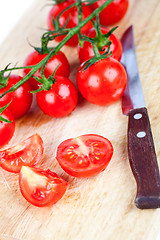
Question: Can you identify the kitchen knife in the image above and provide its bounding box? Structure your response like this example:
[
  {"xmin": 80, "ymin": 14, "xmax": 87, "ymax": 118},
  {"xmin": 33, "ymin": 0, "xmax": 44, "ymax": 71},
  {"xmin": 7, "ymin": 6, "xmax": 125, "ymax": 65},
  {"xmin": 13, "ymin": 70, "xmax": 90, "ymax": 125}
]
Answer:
[{"xmin": 121, "ymin": 25, "xmax": 160, "ymax": 209}]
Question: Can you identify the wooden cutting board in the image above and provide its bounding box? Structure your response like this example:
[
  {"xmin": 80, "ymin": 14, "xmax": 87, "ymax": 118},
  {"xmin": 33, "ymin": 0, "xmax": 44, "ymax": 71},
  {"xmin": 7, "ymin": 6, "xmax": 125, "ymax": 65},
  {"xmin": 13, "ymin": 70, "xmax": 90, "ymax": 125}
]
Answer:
[{"xmin": 0, "ymin": 0, "xmax": 160, "ymax": 239}]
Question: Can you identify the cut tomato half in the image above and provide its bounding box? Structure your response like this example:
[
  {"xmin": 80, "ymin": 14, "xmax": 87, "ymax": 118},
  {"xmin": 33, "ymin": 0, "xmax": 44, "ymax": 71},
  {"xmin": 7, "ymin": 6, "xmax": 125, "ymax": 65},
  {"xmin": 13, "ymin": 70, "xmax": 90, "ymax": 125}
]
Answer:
[
  {"xmin": 0, "ymin": 134, "xmax": 44, "ymax": 173},
  {"xmin": 56, "ymin": 134, "xmax": 113, "ymax": 177},
  {"xmin": 19, "ymin": 166, "xmax": 68, "ymax": 207}
]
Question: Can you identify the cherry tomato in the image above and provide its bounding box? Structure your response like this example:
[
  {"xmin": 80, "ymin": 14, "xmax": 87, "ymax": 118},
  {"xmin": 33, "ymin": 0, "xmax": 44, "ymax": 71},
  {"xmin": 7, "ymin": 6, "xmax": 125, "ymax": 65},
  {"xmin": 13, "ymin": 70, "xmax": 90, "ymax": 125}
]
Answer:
[
  {"xmin": 0, "ymin": 109, "xmax": 15, "ymax": 147},
  {"xmin": 77, "ymin": 57, "xmax": 127, "ymax": 106},
  {"xmin": 0, "ymin": 134, "xmax": 44, "ymax": 173},
  {"xmin": 23, "ymin": 50, "xmax": 70, "ymax": 90},
  {"xmin": 0, "ymin": 75, "xmax": 33, "ymax": 119},
  {"xmin": 90, "ymin": 0, "xmax": 129, "ymax": 26},
  {"xmin": 56, "ymin": 134, "xmax": 113, "ymax": 178},
  {"xmin": 19, "ymin": 166, "xmax": 68, "ymax": 207},
  {"xmin": 36, "ymin": 76, "xmax": 78, "ymax": 118},
  {"xmin": 47, "ymin": 0, "xmax": 92, "ymax": 46},
  {"xmin": 78, "ymin": 27, "xmax": 122, "ymax": 63}
]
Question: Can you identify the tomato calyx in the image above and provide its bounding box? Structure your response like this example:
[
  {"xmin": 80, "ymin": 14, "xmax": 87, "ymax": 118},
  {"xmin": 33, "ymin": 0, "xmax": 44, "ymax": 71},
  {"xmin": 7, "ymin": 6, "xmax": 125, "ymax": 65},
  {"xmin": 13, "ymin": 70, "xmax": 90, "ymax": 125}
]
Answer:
[
  {"xmin": 80, "ymin": 40, "xmax": 112, "ymax": 72},
  {"xmin": 45, "ymin": 1, "xmax": 78, "ymax": 43},
  {"xmin": 0, "ymin": 64, "xmax": 12, "ymax": 89},
  {"xmin": 92, "ymin": 24, "xmax": 118, "ymax": 52},
  {"xmin": 25, "ymin": 42, "xmax": 60, "ymax": 93},
  {"xmin": 0, "ymin": 102, "xmax": 12, "ymax": 123},
  {"xmin": 79, "ymin": 14, "xmax": 118, "ymax": 71},
  {"xmin": 81, "ymin": 14, "xmax": 117, "ymax": 51},
  {"xmin": 30, "ymin": 63, "xmax": 60, "ymax": 94}
]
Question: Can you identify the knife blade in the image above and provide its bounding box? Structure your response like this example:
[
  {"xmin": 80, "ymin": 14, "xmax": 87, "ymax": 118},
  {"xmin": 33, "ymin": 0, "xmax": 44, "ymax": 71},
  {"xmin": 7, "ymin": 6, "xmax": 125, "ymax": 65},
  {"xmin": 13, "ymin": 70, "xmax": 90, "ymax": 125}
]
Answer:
[{"xmin": 121, "ymin": 25, "xmax": 160, "ymax": 209}]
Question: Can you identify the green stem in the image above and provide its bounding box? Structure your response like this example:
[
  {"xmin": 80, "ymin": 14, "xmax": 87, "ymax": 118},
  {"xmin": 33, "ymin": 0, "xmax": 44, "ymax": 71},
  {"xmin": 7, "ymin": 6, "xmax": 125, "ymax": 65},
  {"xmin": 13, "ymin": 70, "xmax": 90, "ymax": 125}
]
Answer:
[
  {"xmin": 92, "ymin": 43, "xmax": 101, "ymax": 58},
  {"xmin": 44, "ymin": 0, "xmax": 114, "ymax": 52},
  {"xmin": 96, "ymin": 13, "xmax": 102, "ymax": 36},
  {"xmin": 0, "ymin": 58, "xmax": 48, "ymax": 98},
  {"xmin": 0, "ymin": 0, "xmax": 113, "ymax": 99}
]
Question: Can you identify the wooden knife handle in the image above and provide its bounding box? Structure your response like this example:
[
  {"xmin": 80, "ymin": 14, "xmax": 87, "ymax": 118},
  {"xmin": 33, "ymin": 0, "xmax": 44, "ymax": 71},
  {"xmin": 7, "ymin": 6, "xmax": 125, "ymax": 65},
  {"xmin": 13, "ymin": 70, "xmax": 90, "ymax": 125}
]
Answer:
[{"xmin": 128, "ymin": 107, "xmax": 160, "ymax": 209}]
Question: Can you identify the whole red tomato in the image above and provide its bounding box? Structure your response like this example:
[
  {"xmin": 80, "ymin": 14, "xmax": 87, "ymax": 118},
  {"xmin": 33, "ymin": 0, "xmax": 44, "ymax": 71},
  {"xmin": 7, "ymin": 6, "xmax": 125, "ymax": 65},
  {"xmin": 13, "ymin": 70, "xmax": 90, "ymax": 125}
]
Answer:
[
  {"xmin": 90, "ymin": 0, "xmax": 129, "ymax": 26},
  {"xmin": 47, "ymin": 0, "xmax": 93, "ymax": 46},
  {"xmin": 36, "ymin": 76, "xmax": 78, "ymax": 118},
  {"xmin": 77, "ymin": 57, "xmax": 127, "ymax": 106},
  {"xmin": 0, "ymin": 109, "xmax": 15, "ymax": 147},
  {"xmin": 0, "ymin": 75, "xmax": 33, "ymax": 119},
  {"xmin": 78, "ymin": 27, "xmax": 122, "ymax": 63},
  {"xmin": 56, "ymin": 134, "xmax": 113, "ymax": 178},
  {"xmin": 19, "ymin": 166, "xmax": 68, "ymax": 207},
  {"xmin": 23, "ymin": 50, "xmax": 70, "ymax": 90}
]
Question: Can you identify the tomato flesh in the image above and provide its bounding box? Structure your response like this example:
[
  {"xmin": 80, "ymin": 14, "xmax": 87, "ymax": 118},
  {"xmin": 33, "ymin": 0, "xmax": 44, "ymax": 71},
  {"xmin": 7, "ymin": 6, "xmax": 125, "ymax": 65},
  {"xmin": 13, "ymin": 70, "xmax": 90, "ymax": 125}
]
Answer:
[
  {"xmin": 19, "ymin": 166, "xmax": 68, "ymax": 207},
  {"xmin": 56, "ymin": 134, "xmax": 113, "ymax": 177},
  {"xmin": 0, "ymin": 134, "xmax": 44, "ymax": 173}
]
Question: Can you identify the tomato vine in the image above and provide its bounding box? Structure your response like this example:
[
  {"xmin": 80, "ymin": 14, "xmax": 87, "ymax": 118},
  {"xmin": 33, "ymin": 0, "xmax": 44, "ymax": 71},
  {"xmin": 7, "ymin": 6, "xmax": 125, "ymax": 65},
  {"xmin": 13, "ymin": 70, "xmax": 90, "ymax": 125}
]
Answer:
[{"xmin": 0, "ymin": 0, "xmax": 114, "ymax": 98}]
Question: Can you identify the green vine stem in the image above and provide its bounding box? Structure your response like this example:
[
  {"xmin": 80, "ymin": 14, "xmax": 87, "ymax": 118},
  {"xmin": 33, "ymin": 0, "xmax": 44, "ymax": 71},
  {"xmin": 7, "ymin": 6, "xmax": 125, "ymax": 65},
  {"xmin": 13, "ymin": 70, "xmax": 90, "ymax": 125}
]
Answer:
[
  {"xmin": 0, "ymin": 0, "xmax": 114, "ymax": 99},
  {"xmin": 0, "ymin": 102, "xmax": 12, "ymax": 123},
  {"xmin": 91, "ymin": 14, "xmax": 118, "ymax": 51}
]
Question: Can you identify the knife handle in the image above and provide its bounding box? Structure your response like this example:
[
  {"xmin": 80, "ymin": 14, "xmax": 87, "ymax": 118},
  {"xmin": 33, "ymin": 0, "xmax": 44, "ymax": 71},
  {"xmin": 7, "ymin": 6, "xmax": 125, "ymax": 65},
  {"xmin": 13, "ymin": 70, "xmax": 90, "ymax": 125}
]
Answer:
[{"xmin": 128, "ymin": 107, "xmax": 160, "ymax": 209}]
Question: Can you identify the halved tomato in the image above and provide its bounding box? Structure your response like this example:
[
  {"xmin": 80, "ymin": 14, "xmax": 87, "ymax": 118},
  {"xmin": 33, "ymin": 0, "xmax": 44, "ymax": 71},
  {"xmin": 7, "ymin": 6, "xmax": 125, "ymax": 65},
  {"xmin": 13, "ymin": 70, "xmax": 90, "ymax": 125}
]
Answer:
[
  {"xmin": 0, "ymin": 134, "xmax": 44, "ymax": 173},
  {"xmin": 56, "ymin": 134, "xmax": 113, "ymax": 177},
  {"xmin": 19, "ymin": 166, "xmax": 68, "ymax": 207}
]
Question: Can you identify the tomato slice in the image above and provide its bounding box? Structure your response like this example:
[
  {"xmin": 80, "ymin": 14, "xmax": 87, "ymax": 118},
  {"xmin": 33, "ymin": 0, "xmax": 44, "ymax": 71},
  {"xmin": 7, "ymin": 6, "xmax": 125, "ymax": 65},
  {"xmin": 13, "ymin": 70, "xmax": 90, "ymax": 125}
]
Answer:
[
  {"xmin": 19, "ymin": 166, "xmax": 68, "ymax": 207},
  {"xmin": 56, "ymin": 134, "xmax": 113, "ymax": 177},
  {"xmin": 0, "ymin": 134, "xmax": 44, "ymax": 173}
]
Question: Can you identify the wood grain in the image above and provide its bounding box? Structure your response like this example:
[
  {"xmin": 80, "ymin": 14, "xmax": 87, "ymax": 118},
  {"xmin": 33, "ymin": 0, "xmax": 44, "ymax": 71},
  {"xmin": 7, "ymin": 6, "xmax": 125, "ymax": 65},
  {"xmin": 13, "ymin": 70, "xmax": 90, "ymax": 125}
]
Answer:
[{"xmin": 0, "ymin": 0, "xmax": 160, "ymax": 239}]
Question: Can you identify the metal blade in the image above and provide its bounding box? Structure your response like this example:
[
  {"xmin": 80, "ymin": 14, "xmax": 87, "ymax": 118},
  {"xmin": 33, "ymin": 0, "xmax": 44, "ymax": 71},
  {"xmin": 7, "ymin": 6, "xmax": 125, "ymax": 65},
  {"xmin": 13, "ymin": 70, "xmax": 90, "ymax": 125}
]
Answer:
[{"xmin": 121, "ymin": 25, "xmax": 145, "ymax": 115}]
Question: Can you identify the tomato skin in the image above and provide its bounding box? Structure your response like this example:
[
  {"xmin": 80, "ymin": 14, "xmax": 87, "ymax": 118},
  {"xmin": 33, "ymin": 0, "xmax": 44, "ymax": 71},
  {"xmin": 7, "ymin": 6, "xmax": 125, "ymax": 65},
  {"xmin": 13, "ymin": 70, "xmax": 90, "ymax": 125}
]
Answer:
[
  {"xmin": 90, "ymin": 0, "xmax": 129, "ymax": 26},
  {"xmin": 0, "ymin": 134, "xmax": 44, "ymax": 173},
  {"xmin": 0, "ymin": 75, "xmax": 33, "ymax": 119},
  {"xmin": 47, "ymin": 0, "xmax": 92, "ymax": 46},
  {"xmin": 78, "ymin": 27, "xmax": 122, "ymax": 63},
  {"xmin": 19, "ymin": 166, "xmax": 68, "ymax": 207},
  {"xmin": 36, "ymin": 76, "xmax": 78, "ymax": 118},
  {"xmin": 56, "ymin": 134, "xmax": 113, "ymax": 178},
  {"xmin": 0, "ymin": 109, "xmax": 15, "ymax": 147},
  {"xmin": 77, "ymin": 58, "xmax": 127, "ymax": 106},
  {"xmin": 23, "ymin": 50, "xmax": 70, "ymax": 90}
]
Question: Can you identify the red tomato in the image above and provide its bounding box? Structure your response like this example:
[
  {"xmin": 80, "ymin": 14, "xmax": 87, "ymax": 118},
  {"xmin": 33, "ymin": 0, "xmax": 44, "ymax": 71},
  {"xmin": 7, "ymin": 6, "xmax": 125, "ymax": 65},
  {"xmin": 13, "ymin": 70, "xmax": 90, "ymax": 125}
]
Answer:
[
  {"xmin": 0, "ymin": 109, "xmax": 15, "ymax": 147},
  {"xmin": 36, "ymin": 76, "xmax": 78, "ymax": 118},
  {"xmin": 56, "ymin": 134, "xmax": 113, "ymax": 178},
  {"xmin": 77, "ymin": 57, "xmax": 127, "ymax": 106},
  {"xmin": 78, "ymin": 27, "xmax": 122, "ymax": 63},
  {"xmin": 0, "ymin": 75, "xmax": 33, "ymax": 119},
  {"xmin": 23, "ymin": 50, "xmax": 70, "ymax": 90},
  {"xmin": 19, "ymin": 166, "xmax": 68, "ymax": 207},
  {"xmin": 0, "ymin": 134, "xmax": 44, "ymax": 173},
  {"xmin": 47, "ymin": 0, "xmax": 92, "ymax": 46},
  {"xmin": 90, "ymin": 0, "xmax": 129, "ymax": 26}
]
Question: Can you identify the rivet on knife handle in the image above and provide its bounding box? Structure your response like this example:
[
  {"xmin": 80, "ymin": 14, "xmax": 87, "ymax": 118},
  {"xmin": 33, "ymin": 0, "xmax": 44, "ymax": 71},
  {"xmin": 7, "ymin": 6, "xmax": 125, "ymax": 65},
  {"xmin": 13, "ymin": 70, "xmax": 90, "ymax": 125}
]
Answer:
[{"xmin": 128, "ymin": 107, "xmax": 160, "ymax": 209}]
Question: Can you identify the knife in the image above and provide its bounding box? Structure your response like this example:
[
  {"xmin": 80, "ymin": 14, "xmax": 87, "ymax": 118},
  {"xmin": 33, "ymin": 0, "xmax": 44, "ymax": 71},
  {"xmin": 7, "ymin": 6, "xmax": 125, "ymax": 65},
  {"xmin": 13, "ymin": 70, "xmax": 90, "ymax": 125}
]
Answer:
[{"xmin": 121, "ymin": 25, "xmax": 160, "ymax": 209}]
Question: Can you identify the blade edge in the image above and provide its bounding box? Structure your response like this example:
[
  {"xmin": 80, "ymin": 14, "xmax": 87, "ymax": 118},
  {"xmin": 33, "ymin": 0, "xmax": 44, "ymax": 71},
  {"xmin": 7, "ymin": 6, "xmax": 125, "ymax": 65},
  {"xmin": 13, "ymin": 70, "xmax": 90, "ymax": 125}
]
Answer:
[{"xmin": 121, "ymin": 25, "xmax": 145, "ymax": 116}]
